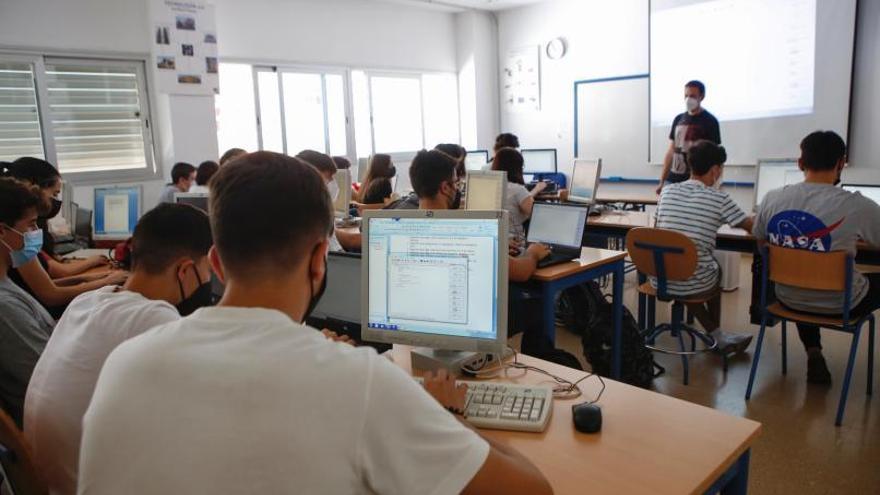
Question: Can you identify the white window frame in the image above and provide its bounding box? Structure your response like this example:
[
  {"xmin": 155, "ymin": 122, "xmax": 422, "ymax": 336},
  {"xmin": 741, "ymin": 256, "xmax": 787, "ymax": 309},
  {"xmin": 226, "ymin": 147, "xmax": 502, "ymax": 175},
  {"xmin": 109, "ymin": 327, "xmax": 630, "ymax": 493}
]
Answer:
[
  {"xmin": 0, "ymin": 51, "xmax": 159, "ymax": 185},
  {"xmin": 363, "ymin": 71, "xmax": 427, "ymax": 155}
]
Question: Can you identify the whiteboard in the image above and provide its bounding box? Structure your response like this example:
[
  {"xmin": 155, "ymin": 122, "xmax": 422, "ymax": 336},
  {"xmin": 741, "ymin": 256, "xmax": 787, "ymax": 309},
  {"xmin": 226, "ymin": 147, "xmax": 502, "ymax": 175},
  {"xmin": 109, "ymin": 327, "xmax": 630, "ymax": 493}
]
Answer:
[{"xmin": 575, "ymin": 76, "xmax": 651, "ymax": 180}]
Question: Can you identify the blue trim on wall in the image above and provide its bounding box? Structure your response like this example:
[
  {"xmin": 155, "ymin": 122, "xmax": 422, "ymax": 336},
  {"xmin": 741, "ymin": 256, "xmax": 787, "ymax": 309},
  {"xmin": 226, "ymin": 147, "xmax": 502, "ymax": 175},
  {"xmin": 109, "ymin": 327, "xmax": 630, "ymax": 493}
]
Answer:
[
  {"xmin": 600, "ymin": 176, "xmax": 755, "ymax": 187},
  {"xmin": 573, "ymin": 74, "xmax": 650, "ymax": 159}
]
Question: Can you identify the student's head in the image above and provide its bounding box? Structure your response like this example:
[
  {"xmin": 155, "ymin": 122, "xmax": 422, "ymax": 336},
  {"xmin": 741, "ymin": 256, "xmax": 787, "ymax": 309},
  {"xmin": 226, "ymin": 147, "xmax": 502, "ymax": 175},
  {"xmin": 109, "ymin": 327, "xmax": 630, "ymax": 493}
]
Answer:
[
  {"xmin": 209, "ymin": 152, "xmax": 333, "ymax": 316},
  {"xmin": 799, "ymin": 131, "xmax": 847, "ymax": 182},
  {"xmin": 492, "ymin": 147, "xmax": 525, "ymax": 185},
  {"xmin": 687, "ymin": 140, "xmax": 727, "ymax": 185},
  {"xmin": 130, "ymin": 203, "xmax": 213, "ymax": 312},
  {"xmin": 365, "ymin": 154, "xmax": 395, "ymax": 185},
  {"xmin": 219, "ymin": 148, "xmax": 247, "ymax": 166},
  {"xmin": 332, "ymin": 156, "xmax": 352, "ymax": 170},
  {"xmin": 1, "ymin": 157, "xmax": 62, "ymax": 219},
  {"xmin": 494, "ymin": 133, "xmax": 520, "ymax": 153},
  {"xmin": 196, "ymin": 160, "xmax": 219, "ymax": 186},
  {"xmin": 409, "ymin": 149, "xmax": 459, "ymax": 209},
  {"xmin": 434, "ymin": 144, "xmax": 467, "ymax": 178},
  {"xmin": 171, "ymin": 162, "xmax": 197, "ymax": 191},
  {"xmin": 685, "ymin": 80, "xmax": 705, "ymax": 111},
  {"xmin": 296, "ymin": 149, "xmax": 337, "ymax": 183},
  {"xmin": 0, "ymin": 178, "xmax": 41, "ymax": 268}
]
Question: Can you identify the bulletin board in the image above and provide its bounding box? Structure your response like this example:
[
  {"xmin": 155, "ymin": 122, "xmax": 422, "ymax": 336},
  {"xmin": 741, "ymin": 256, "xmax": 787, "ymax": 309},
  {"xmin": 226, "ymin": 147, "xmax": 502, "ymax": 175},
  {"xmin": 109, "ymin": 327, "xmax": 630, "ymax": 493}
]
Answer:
[{"xmin": 149, "ymin": 0, "xmax": 219, "ymax": 95}]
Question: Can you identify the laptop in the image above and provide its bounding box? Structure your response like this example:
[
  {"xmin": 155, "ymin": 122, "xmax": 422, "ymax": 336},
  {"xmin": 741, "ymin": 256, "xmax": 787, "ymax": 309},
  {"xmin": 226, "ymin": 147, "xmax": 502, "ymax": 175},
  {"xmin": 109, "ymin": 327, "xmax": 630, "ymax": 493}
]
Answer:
[
  {"xmin": 567, "ymin": 158, "xmax": 602, "ymax": 205},
  {"xmin": 842, "ymin": 184, "xmax": 880, "ymax": 206},
  {"xmin": 753, "ymin": 158, "xmax": 800, "ymax": 211},
  {"xmin": 526, "ymin": 203, "xmax": 589, "ymax": 268}
]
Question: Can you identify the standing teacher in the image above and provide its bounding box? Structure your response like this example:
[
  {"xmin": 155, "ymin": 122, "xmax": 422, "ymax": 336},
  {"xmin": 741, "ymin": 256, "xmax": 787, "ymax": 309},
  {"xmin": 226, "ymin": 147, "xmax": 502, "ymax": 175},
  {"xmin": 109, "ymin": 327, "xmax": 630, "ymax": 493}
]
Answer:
[{"xmin": 656, "ymin": 80, "xmax": 721, "ymax": 194}]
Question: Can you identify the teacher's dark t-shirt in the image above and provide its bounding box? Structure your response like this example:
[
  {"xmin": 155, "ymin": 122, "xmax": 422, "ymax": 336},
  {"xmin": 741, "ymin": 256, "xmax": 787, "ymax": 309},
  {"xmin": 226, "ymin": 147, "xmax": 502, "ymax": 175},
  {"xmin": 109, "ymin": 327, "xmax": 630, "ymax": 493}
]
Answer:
[{"xmin": 668, "ymin": 110, "xmax": 721, "ymax": 178}]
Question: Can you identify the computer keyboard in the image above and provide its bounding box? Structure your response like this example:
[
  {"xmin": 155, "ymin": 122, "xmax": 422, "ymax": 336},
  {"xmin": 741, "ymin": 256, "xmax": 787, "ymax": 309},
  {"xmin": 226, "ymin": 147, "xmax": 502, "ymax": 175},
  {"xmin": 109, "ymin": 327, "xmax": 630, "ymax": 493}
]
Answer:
[
  {"xmin": 414, "ymin": 377, "xmax": 553, "ymax": 432},
  {"xmin": 536, "ymin": 253, "xmax": 577, "ymax": 268}
]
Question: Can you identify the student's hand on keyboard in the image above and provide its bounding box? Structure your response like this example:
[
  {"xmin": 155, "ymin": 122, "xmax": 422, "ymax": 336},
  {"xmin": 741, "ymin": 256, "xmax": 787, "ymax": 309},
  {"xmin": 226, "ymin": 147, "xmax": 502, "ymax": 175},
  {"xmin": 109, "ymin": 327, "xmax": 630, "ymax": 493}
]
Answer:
[
  {"xmin": 532, "ymin": 181, "xmax": 548, "ymax": 195},
  {"xmin": 526, "ymin": 243, "xmax": 551, "ymax": 262},
  {"xmin": 422, "ymin": 369, "xmax": 468, "ymax": 415},
  {"xmin": 103, "ymin": 271, "xmax": 129, "ymax": 286},
  {"xmin": 321, "ymin": 329, "xmax": 355, "ymax": 346}
]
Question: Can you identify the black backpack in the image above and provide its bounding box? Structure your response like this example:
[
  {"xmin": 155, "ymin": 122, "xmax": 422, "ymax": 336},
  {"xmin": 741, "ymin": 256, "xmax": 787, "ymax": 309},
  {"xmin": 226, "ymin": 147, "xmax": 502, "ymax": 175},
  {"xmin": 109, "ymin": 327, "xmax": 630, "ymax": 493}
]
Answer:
[{"xmin": 559, "ymin": 282, "xmax": 663, "ymax": 388}]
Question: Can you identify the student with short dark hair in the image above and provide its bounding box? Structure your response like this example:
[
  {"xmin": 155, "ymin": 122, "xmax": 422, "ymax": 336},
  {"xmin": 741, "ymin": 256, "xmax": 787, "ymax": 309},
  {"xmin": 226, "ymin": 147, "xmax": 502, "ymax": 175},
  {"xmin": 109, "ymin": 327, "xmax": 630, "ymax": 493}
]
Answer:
[
  {"xmin": 492, "ymin": 148, "xmax": 545, "ymax": 243},
  {"xmin": 25, "ymin": 203, "xmax": 213, "ymax": 495},
  {"xmin": 295, "ymin": 150, "xmax": 359, "ymax": 252},
  {"xmin": 79, "ymin": 152, "xmax": 551, "ymax": 495},
  {"xmin": 296, "ymin": 149, "xmax": 337, "ymax": 181},
  {"xmin": 753, "ymin": 130, "xmax": 880, "ymax": 384},
  {"xmin": 654, "ymin": 140, "xmax": 753, "ymax": 355},
  {"xmin": 0, "ymin": 177, "xmax": 54, "ymax": 428},
  {"xmin": 219, "ymin": 147, "xmax": 247, "ymax": 166},
  {"xmin": 435, "ymin": 143, "xmax": 467, "ymax": 180},
  {"xmin": 494, "ymin": 133, "xmax": 520, "ymax": 153},
  {"xmin": 159, "ymin": 162, "xmax": 197, "ymax": 204},
  {"xmin": 331, "ymin": 155, "xmax": 351, "ymax": 170},
  {"xmin": 190, "ymin": 160, "xmax": 219, "ymax": 193},
  {"xmin": 360, "ymin": 154, "xmax": 395, "ymax": 204}
]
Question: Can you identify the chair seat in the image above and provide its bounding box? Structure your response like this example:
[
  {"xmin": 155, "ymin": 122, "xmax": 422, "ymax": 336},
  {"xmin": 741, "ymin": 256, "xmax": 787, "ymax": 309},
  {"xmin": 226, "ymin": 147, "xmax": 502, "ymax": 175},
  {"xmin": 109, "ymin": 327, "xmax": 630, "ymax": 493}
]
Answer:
[
  {"xmin": 638, "ymin": 282, "xmax": 717, "ymax": 304},
  {"xmin": 766, "ymin": 302, "xmax": 861, "ymax": 327}
]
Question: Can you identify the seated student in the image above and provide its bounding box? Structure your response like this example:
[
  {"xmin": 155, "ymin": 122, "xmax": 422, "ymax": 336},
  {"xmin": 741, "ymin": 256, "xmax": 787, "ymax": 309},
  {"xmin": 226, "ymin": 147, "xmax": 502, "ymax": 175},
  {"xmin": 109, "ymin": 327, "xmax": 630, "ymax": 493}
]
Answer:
[
  {"xmin": 360, "ymin": 154, "xmax": 396, "ymax": 204},
  {"xmin": 219, "ymin": 147, "xmax": 247, "ymax": 166},
  {"xmin": 189, "ymin": 160, "xmax": 219, "ymax": 194},
  {"xmin": 159, "ymin": 162, "xmax": 197, "ymax": 204},
  {"xmin": 753, "ymin": 130, "xmax": 880, "ymax": 384},
  {"xmin": 494, "ymin": 133, "xmax": 520, "ymax": 154},
  {"xmin": 295, "ymin": 150, "xmax": 360, "ymax": 252},
  {"xmin": 78, "ymin": 152, "xmax": 551, "ymax": 495},
  {"xmin": 0, "ymin": 177, "xmax": 55, "ymax": 428},
  {"xmin": 654, "ymin": 140, "xmax": 753, "ymax": 354},
  {"xmin": 331, "ymin": 155, "xmax": 351, "ymax": 170},
  {"xmin": 24, "ymin": 203, "xmax": 212, "ymax": 495},
  {"xmin": 435, "ymin": 143, "xmax": 467, "ymax": 181},
  {"xmin": 492, "ymin": 148, "xmax": 546, "ymax": 244},
  {"xmin": 2, "ymin": 159, "xmax": 127, "ymax": 318}
]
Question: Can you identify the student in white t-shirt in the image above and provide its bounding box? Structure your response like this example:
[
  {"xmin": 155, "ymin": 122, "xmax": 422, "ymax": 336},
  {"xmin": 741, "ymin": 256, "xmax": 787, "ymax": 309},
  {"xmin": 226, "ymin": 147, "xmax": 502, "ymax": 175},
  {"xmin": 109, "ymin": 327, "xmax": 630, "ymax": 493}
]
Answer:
[
  {"xmin": 24, "ymin": 203, "xmax": 213, "ymax": 495},
  {"xmin": 296, "ymin": 149, "xmax": 361, "ymax": 252},
  {"xmin": 492, "ymin": 147, "xmax": 547, "ymax": 243},
  {"xmin": 78, "ymin": 152, "xmax": 551, "ymax": 495}
]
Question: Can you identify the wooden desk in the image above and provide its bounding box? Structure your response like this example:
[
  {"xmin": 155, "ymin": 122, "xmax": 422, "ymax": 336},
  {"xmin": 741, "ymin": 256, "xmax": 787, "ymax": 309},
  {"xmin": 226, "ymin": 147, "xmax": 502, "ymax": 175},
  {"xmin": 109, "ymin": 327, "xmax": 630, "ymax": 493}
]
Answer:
[
  {"xmin": 527, "ymin": 248, "xmax": 626, "ymax": 378},
  {"xmin": 388, "ymin": 347, "xmax": 762, "ymax": 495}
]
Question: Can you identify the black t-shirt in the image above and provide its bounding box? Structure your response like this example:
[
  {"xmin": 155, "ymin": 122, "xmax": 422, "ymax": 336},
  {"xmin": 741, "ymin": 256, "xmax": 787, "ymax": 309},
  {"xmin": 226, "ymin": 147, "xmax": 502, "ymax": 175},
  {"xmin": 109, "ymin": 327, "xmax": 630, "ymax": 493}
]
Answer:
[{"xmin": 668, "ymin": 110, "xmax": 721, "ymax": 176}]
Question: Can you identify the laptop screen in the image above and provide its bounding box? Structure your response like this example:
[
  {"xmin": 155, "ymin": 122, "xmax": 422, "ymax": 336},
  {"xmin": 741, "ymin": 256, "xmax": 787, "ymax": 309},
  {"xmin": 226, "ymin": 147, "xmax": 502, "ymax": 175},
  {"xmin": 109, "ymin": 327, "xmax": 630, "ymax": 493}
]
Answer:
[{"xmin": 526, "ymin": 203, "xmax": 588, "ymax": 248}]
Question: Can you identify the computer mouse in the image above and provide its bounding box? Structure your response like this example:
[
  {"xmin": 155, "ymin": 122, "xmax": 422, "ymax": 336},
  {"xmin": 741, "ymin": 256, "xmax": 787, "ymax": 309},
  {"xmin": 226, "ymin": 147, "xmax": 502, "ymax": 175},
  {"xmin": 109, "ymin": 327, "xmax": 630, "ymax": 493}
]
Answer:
[{"xmin": 572, "ymin": 402, "xmax": 602, "ymax": 433}]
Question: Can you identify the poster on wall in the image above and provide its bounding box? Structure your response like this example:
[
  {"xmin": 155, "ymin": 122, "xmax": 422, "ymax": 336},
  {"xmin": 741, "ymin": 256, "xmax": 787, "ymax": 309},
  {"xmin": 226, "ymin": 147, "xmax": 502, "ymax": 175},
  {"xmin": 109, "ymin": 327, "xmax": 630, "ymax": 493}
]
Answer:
[
  {"xmin": 503, "ymin": 46, "xmax": 541, "ymax": 113},
  {"xmin": 149, "ymin": 0, "xmax": 219, "ymax": 95}
]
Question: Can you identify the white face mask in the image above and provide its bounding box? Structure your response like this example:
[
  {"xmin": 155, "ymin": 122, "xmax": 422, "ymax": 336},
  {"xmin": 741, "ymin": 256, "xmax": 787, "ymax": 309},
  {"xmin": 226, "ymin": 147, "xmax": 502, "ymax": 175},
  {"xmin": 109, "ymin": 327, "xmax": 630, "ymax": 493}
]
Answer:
[
  {"xmin": 326, "ymin": 179, "xmax": 340, "ymax": 202},
  {"xmin": 686, "ymin": 97, "xmax": 700, "ymax": 113}
]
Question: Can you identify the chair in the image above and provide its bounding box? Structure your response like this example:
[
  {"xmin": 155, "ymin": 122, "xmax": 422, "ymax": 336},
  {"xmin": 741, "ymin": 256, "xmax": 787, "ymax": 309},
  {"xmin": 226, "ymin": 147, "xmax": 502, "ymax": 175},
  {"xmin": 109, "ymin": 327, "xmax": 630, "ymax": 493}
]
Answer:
[
  {"xmin": 0, "ymin": 409, "xmax": 47, "ymax": 495},
  {"xmin": 626, "ymin": 228, "xmax": 718, "ymax": 385},
  {"xmin": 745, "ymin": 245, "xmax": 876, "ymax": 426}
]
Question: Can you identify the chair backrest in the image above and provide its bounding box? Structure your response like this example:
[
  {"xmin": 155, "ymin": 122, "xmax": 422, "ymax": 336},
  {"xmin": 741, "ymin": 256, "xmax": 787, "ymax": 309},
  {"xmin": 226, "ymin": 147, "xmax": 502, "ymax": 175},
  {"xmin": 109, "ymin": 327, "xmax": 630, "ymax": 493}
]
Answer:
[
  {"xmin": 0, "ymin": 410, "xmax": 47, "ymax": 495},
  {"xmin": 766, "ymin": 245, "xmax": 850, "ymax": 292},
  {"xmin": 626, "ymin": 227, "xmax": 698, "ymax": 282}
]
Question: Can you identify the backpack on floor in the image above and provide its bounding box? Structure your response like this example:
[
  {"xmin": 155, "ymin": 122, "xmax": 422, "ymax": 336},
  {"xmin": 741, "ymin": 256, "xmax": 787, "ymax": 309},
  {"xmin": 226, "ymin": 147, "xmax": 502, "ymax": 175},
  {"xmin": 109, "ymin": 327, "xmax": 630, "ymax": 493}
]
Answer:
[{"xmin": 561, "ymin": 282, "xmax": 663, "ymax": 388}]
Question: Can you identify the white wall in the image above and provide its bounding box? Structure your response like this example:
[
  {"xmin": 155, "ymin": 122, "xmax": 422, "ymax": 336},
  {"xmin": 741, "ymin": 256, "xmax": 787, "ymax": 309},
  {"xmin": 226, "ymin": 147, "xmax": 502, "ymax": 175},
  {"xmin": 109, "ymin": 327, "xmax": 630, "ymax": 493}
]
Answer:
[{"xmin": 456, "ymin": 11, "xmax": 500, "ymax": 151}]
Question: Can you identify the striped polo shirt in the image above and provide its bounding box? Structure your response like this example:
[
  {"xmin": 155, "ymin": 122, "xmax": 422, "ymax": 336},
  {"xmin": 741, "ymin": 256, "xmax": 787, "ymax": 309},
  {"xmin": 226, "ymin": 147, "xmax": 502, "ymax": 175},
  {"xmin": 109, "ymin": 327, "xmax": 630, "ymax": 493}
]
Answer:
[{"xmin": 653, "ymin": 180, "xmax": 748, "ymax": 296}]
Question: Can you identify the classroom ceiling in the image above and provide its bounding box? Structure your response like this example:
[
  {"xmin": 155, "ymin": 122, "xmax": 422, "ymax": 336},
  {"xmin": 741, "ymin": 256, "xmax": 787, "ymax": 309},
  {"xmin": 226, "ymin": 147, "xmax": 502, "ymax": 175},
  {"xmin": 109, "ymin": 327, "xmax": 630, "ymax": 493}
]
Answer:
[{"xmin": 384, "ymin": 0, "xmax": 546, "ymax": 12}]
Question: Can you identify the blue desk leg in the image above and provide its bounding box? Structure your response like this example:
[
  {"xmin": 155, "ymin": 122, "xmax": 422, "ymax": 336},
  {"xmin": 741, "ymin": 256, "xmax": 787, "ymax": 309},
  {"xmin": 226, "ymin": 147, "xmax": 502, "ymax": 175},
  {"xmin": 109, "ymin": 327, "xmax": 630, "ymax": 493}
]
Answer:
[
  {"xmin": 612, "ymin": 260, "xmax": 624, "ymax": 379},
  {"xmin": 542, "ymin": 281, "xmax": 558, "ymax": 346}
]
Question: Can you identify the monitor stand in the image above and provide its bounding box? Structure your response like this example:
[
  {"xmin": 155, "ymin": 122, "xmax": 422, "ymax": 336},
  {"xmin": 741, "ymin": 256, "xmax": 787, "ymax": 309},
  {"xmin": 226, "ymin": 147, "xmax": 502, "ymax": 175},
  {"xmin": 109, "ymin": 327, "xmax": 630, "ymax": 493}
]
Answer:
[{"xmin": 411, "ymin": 348, "xmax": 480, "ymax": 377}]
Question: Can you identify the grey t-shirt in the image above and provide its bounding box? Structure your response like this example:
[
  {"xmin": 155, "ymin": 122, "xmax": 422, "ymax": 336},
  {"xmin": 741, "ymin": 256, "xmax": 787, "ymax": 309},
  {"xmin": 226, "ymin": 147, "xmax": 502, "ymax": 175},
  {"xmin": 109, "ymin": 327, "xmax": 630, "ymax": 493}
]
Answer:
[
  {"xmin": 0, "ymin": 276, "xmax": 54, "ymax": 426},
  {"xmin": 753, "ymin": 182, "xmax": 880, "ymax": 313},
  {"xmin": 504, "ymin": 182, "xmax": 531, "ymax": 241},
  {"xmin": 158, "ymin": 184, "xmax": 179, "ymax": 204}
]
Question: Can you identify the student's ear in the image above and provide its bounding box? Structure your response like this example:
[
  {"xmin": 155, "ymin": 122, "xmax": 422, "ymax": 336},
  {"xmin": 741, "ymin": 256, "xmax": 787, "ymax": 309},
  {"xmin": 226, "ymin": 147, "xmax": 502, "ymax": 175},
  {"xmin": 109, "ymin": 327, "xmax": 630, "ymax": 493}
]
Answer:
[
  {"xmin": 208, "ymin": 246, "xmax": 226, "ymax": 284},
  {"xmin": 797, "ymin": 158, "xmax": 806, "ymax": 172},
  {"xmin": 308, "ymin": 238, "xmax": 330, "ymax": 285}
]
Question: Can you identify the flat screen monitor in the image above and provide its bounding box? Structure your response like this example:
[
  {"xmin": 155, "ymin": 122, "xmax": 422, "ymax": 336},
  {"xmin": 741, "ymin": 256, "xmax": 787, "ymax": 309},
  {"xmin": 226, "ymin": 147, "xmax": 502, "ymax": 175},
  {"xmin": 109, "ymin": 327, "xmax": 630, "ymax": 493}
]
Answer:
[
  {"xmin": 521, "ymin": 149, "xmax": 557, "ymax": 174},
  {"xmin": 754, "ymin": 159, "xmax": 801, "ymax": 209},
  {"xmin": 526, "ymin": 203, "xmax": 588, "ymax": 249},
  {"xmin": 465, "ymin": 150, "xmax": 490, "ymax": 171},
  {"xmin": 311, "ymin": 252, "xmax": 361, "ymax": 323},
  {"xmin": 568, "ymin": 159, "xmax": 602, "ymax": 204},
  {"xmin": 842, "ymin": 184, "xmax": 880, "ymax": 206},
  {"xmin": 74, "ymin": 206, "xmax": 92, "ymax": 241},
  {"xmin": 93, "ymin": 186, "xmax": 141, "ymax": 240},
  {"xmin": 333, "ymin": 168, "xmax": 352, "ymax": 217},
  {"xmin": 361, "ymin": 209, "xmax": 508, "ymax": 353},
  {"xmin": 465, "ymin": 170, "xmax": 506, "ymax": 210},
  {"xmin": 174, "ymin": 192, "xmax": 209, "ymax": 212}
]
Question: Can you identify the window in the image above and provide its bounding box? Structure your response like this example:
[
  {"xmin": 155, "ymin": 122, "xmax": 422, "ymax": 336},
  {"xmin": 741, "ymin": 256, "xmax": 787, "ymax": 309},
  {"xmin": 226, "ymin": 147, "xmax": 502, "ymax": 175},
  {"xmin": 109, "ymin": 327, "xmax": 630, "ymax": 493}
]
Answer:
[
  {"xmin": 370, "ymin": 76, "xmax": 423, "ymax": 153},
  {"xmin": 0, "ymin": 54, "xmax": 155, "ymax": 180},
  {"xmin": 215, "ymin": 62, "xmax": 258, "ymax": 155}
]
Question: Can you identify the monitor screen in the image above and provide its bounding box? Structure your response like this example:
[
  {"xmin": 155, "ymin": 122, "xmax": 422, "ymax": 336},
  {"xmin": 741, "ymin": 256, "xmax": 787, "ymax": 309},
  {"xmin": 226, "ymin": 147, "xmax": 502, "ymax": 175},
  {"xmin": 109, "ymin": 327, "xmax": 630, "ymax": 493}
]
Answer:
[
  {"xmin": 175, "ymin": 193, "xmax": 208, "ymax": 212},
  {"xmin": 363, "ymin": 211, "xmax": 506, "ymax": 352},
  {"xmin": 94, "ymin": 186, "xmax": 140, "ymax": 239},
  {"xmin": 465, "ymin": 171, "xmax": 506, "ymax": 210},
  {"xmin": 333, "ymin": 169, "xmax": 352, "ymax": 215},
  {"xmin": 527, "ymin": 203, "xmax": 588, "ymax": 248},
  {"xmin": 465, "ymin": 150, "xmax": 489, "ymax": 171},
  {"xmin": 521, "ymin": 149, "xmax": 557, "ymax": 174},
  {"xmin": 843, "ymin": 185, "xmax": 880, "ymax": 206},
  {"xmin": 312, "ymin": 252, "xmax": 361, "ymax": 323},
  {"xmin": 569, "ymin": 159, "xmax": 602, "ymax": 204},
  {"xmin": 755, "ymin": 159, "xmax": 801, "ymax": 207}
]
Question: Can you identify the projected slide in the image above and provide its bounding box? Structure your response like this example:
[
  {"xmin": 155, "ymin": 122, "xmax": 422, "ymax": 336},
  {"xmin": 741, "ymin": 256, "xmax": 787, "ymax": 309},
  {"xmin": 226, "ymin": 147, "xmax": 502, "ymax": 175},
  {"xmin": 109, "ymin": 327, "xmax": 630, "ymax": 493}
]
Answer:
[{"xmin": 651, "ymin": 0, "xmax": 816, "ymax": 124}]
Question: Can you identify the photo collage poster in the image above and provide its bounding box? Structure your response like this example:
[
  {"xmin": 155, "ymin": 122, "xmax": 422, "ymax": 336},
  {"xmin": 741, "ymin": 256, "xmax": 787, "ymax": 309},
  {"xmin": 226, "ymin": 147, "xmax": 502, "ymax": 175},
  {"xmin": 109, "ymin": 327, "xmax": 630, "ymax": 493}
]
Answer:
[
  {"xmin": 503, "ymin": 46, "xmax": 541, "ymax": 113},
  {"xmin": 150, "ymin": 0, "xmax": 219, "ymax": 95}
]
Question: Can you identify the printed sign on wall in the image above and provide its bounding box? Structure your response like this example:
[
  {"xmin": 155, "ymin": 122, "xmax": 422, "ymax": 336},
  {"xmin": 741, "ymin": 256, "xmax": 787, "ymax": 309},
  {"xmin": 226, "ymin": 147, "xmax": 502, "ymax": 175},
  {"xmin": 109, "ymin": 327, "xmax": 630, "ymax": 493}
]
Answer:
[
  {"xmin": 503, "ymin": 46, "xmax": 541, "ymax": 113},
  {"xmin": 149, "ymin": 0, "xmax": 219, "ymax": 95}
]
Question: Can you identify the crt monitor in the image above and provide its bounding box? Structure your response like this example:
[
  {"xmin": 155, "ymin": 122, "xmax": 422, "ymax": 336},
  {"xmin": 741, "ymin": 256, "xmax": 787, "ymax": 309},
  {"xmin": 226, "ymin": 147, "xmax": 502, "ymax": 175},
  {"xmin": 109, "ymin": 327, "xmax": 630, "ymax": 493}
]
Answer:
[
  {"xmin": 754, "ymin": 159, "xmax": 801, "ymax": 209},
  {"xmin": 465, "ymin": 170, "xmax": 507, "ymax": 210},
  {"xmin": 568, "ymin": 159, "xmax": 602, "ymax": 204},
  {"xmin": 527, "ymin": 203, "xmax": 588, "ymax": 248},
  {"xmin": 842, "ymin": 184, "xmax": 880, "ymax": 206},
  {"xmin": 361, "ymin": 209, "xmax": 508, "ymax": 354},
  {"xmin": 333, "ymin": 168, "xmax": 352, "ymax": 217},
  {"xmin": 465, "ymin": 150, "xmax": 490, "ymax": 171},
  {"xmin": 94, "ymin": 186, "xmax": 141, "ymax": 240},
  {"xmin": 521, "ymin": 149, "xmax": 557, "ymax": 174},
  {"xmin": 174, "ymin": 192, "xmax": 208, "ymax": 212}
]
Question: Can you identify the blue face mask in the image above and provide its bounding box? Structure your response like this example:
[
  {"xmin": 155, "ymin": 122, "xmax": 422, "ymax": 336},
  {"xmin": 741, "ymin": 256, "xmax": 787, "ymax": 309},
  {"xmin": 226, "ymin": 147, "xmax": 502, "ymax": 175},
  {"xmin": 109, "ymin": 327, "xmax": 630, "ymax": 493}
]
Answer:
[{"xmin": 1, "ymin": 226, "xmax": 44, "ymax": 268}]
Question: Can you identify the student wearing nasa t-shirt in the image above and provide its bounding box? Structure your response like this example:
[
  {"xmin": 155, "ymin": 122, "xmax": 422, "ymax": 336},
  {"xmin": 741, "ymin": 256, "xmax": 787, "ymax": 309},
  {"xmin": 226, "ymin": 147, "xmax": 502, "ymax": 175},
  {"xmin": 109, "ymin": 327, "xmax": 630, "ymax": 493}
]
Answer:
[{"xmin": 753, "ymin": 131, "xmax": 880, "ymax": 384}]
